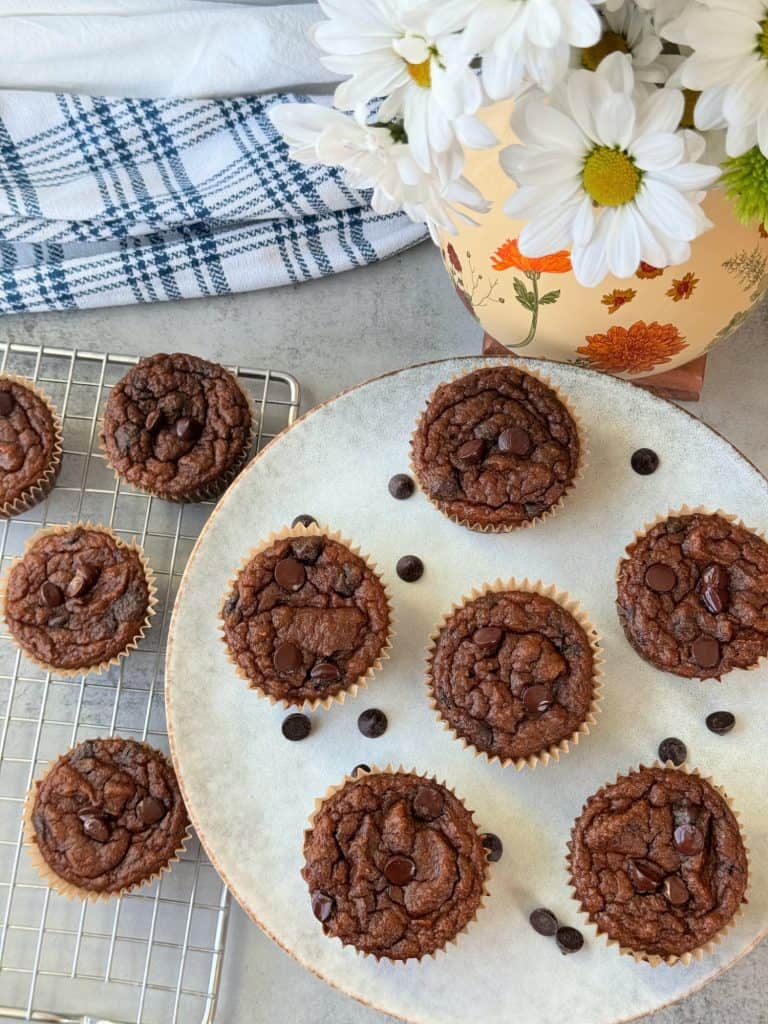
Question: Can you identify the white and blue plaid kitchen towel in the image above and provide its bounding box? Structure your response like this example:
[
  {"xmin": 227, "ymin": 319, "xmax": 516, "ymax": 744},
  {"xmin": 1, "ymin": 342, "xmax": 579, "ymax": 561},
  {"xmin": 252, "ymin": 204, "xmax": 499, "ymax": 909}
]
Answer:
[{"xmin": 0, "ymin": 90, "xmax": 427, "ymax": 314}]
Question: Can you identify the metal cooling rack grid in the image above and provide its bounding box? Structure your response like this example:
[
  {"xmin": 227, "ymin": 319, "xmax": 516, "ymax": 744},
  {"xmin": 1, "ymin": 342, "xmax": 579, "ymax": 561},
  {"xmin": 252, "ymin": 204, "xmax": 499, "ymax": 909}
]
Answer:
[{"xmin": 0, "ymin": 343, "xmax": 300, "ymax": 1024}]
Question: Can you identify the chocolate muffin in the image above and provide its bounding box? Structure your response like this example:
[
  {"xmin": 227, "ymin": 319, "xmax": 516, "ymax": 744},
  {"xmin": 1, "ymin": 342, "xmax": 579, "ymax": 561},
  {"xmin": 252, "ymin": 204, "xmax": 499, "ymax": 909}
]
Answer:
[
  {"xmin": 221, "ymin": 529, "xmax": 391, "ymax": 706},
  {"xmin": 616, "ymin": 512, "xmax": 768, "ymax": 679},
  {"xmin": 101, "ymin": 353, "xmax": 252, "ymax": 501},
  {"xmin": 0, "ymin": 376, "xmax": 62, "ymax": 517},
  {"xmin": 3, "ymin": 525, "xmax": 155, "ymax": 673},
  {"xmin": 303, "ymin": 770, "xmax": 487, "ymax": 960},
  {"xmin": 568, "ymin": 766, "xmax": 748, "ymax": 960},
  {"xmin": 26, "ymin": 737, "xmax": 188, "ymax": 897},
  {"xmin": 428, "ymin": 588, "xmax": 599, "ymax": 765},
  {"xmin": 411, "ymin": 365, "xmax": 580, "ymax": 530}
]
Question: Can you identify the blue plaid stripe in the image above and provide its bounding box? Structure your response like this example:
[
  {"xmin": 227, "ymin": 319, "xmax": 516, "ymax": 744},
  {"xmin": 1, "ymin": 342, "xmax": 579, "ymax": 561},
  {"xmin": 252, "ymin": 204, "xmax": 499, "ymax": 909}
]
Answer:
[{"xmin": 0, "ymin": 91, "xmax": 427, "ymax": 313}]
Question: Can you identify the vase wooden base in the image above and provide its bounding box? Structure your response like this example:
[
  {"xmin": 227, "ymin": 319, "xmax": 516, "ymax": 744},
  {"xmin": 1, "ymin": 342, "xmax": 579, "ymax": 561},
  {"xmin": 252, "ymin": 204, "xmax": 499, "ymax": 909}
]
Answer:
[{"xmin": 481, "ymin": 334, "xmax": 707, "ymax": 401}]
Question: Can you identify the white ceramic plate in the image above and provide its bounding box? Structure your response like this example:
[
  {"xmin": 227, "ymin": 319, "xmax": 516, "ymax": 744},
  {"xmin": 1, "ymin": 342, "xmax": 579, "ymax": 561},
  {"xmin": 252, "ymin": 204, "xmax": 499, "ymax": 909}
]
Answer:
[{"xmin": 166, "ymin": 357, "xmax": 768, "ymax": 1024}]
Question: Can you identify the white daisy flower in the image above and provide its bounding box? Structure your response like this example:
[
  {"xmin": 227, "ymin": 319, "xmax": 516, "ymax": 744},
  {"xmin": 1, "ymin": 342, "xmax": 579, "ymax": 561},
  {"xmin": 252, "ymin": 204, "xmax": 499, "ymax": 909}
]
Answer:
[
  {"xmin": 577, "ymin": 2, "xmax": 669, "ymax": 93},
  {"xmin": 500, "ymin": 53, "xmax": 720, "ymax": 286},
  {"xmin": 635, "ymin": 0, "xmax": 690, "ymax": 34},
  {"xmin": 666, "ymin": 0, "xmax": 768, "ymax": 157},
  {"xmin": 426, "ymin": 0, "xmax": 602, "ymax": 96},
  {"xmin": 269, "ymin": 102, "xmax": 490, "ymax": 242},
  {"xmin": 310, "ymin": 0, "xmax": 495, "ymax": 173}
]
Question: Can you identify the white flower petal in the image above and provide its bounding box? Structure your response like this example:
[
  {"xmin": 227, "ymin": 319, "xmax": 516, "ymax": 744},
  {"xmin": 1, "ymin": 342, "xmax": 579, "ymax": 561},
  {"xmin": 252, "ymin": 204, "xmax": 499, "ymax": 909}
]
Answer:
[
  {"xmin": 636, "ymin": 87, "xmax": 685, "ymax": 136},
  {"xmin": 567, "ymin": 69, "xmax": 613, "ymax": 144},
  {"xmin": 596, "ymin": 93, "xmax": 637, "ymax": 149},
  {"xmin": 630, "ymin": 131, "xmax": 685, "ymax": 171}
]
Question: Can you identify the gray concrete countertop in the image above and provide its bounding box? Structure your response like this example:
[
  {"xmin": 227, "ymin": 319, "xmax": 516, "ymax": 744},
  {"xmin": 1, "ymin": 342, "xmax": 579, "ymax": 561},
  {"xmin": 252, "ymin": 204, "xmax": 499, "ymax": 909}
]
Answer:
[{"xmin": 1, "ymin": 240, "xmax": 765, "ymax": 1024}]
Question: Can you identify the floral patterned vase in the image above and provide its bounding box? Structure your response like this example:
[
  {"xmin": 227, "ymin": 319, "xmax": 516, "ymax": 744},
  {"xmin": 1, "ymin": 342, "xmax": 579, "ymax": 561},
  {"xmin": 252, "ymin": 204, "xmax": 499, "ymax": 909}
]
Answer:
[{"xmin": 439, "ymin": 100, "xmax": 768, "ymax": 380}]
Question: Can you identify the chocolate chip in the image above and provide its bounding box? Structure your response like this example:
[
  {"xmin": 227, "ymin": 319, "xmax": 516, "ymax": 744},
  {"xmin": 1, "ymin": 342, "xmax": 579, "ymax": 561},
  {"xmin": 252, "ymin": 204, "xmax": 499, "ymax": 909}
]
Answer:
[
  {"xmin": 292, "ymin": 537, "xmax": 323, "ymax": 564},
  {"xmin": 692, "ymin": 636, "xmax": 720, "ymax": 669},
  {"xmin": 706, "ymin": 710, "xmax": 735, "ymax": 735},
  {"xmin": 311, "ymin": 891, "xmax": 334, "ymax": 922},
  {"xmin": 274, "ymin": 556, "xmax": 306, "ymax": 591},
  {"xmin": 0, "ymin": 391, "xmax": 14, "ymax": 416},
  {"xmin": 644, "ymin": 563, "xmax": 677, "ymax": 593},
  {"xmin": 47, "ymin": 612, "xmax": 69, "ymax": 628},
  {"xmin": 396, "ymin": 555, "xmax": 423, "ymax": 582},
  {"xmin": 658, "ymin": 737, "xmax": 687, "ymax": 766},
  {"xmin": 137, "ymin": 796, "xmax": 165, "ymax": 825},
  {"xmin": 631, "ymin": 448, "xmax": 659, "ymax": 475},
  {"xmin": 498, "ymin": 427, "xmax": 531, "ymax": 456},
  {"xmin": 384, "ymin": 855, "xmax": 416, "ymax": 885},
  {"xmin": 664, "ymin": 875, "xmax": 689, "ymax": 905},
  {"xmin": 628, "ymin": 858, "xmax": 664, "ymax": 893},
  {"xmin": 291, "ymin": 514, "xmax": 317, "ymax": 529},
  {"xmin": 40, "ymin": 581, "xmax": 64, "ymax": 608},
  {"xmin": 282, "ymin": 713, "xmax": 311, "ymax": 741},
  {"xmin": 432, "ymin": 476, "xmax": 458, "ymax": 501},
  {"xmin": 529, "ymin": 908, "xmax": 558, "ymax": 936},
  {"xmin": 66, "ymin": 563, "xmax": 100, "ymax": 599},
  {"xmin": 473, "ymin": 626, "xmax": 504, "ymax": 653},
  {"xmin": 482, "ymin": 833, "xmax": 503, "ymax": 862},
  {"xmin": 472, "ymin": 720, "xmax": 494, "ymax": 750},
  {"xmin": 352, "ymin": 764, "xmax": 370, "ymax": 776},
  {"xmin": 222, "ymin": 592, "xmax": 239, "ymax": 617},
  {"xmin": 700, "ymin": 563, "xmax": 729, "ymax": 614},
  {"xmin": 674, "ymin": 824, "xmax": 704, "ymax": 856},
  {"xmin": 114, "ymin": 423, "xmax": 139, "ymax": 453},
  {"xmin": 523, "ymin": 684, "xmax": 552, "ymax": 715},
  {"xmin": 413, "ymin": 786, "xmax": 443, "ymax": 820},
  {"xmin": 388, "ymin": 474, "xmax": 414, "ymax": 500},
  {"xmin": 310, "ymin": 661, "xmax": 341, "ymax": 685},
  {"xmin": 176, "ymin": 416, "xmax": 203, "ymax": 443},
  {"xmin": 456, "ymin": 438, "xmax": 485, "ymax": 464},
  {"xmin": 358, "ymin": 708, "xmax": 387, "ymax": 738},
  {"xmin": 81, "ymin": 816, "xmax": 110, "ymax": 843},
  {"xmin": 145, "ymin": 408, "xmax": 163, "ymax": 434},
  {"xmin": 273, "ymin": 641, "xmax": 302, "ymax": 675},
  {"xmin": 556, "ymin": 926, "xmax": 584, "ymax": 955}
]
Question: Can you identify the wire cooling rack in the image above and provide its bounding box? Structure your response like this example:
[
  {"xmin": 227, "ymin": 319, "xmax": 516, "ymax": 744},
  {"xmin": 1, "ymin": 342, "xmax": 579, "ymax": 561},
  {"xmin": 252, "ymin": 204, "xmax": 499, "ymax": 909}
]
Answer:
[{"xmin": 0, "ymin": 343, "xmax": 300, "ymax": 1024}]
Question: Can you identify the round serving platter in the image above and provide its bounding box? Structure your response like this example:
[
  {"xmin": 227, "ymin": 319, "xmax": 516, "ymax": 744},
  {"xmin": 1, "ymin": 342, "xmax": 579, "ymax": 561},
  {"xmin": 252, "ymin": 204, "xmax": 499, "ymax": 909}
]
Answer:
[{"xmin": 166, "ymin": 357, "xmax": 767, "ymax": 1024}]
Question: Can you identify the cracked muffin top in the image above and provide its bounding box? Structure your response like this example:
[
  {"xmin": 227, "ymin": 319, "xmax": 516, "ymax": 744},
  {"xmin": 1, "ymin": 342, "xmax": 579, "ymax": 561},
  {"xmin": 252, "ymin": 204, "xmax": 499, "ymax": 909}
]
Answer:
[
  {"xmin": 3, "ymin": 526, "xmax": 152, "ymax": 672},
  {"xmin": 0, "ymin": 377, "xmax": 60, "ymax": 513},
  {"xmin": 429, "ymin": 589, "xmax": 596, "ymax": 763},
  {"xmin": 29, "ymin": 737, "xmax": 188, "ymax": 895},
  {"xmin": 569, "ymin": 766, "xmax": 748, "ymax": 958},
  {"xmin": 303, "ymin": 771, "xmax": 487, "ymax": 960},
  {"xmin": 101, "ymin": 352, "xmax": 251, "ymax": 501},
  {"xmin": 221, "ymin": 532, "xmax": 390, "ymax": 705},
  {"xmin": 616, "ymin": 513, "xmax": 768, "ymax": 679},
  {"xmin": 411, "ymin": 365, "xmax": 580, "ymax": 530}
]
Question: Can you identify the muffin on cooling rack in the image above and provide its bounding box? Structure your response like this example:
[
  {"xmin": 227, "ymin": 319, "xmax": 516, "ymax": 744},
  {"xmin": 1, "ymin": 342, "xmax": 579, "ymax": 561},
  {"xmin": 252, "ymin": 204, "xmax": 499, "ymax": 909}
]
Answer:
[
  {"xmin": 0, "ymin": 375, "xmax": 62, "ymax": 517},
  {"xmin": 101, "ymin": 352, "xmax": 253, "ymax": 501}
]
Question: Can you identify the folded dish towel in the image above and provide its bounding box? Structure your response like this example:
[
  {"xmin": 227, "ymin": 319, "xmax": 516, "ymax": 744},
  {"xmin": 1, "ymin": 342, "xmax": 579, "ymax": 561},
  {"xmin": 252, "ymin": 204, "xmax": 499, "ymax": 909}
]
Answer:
[{"xmin": 0, "ymin": 3, "xmax": 428, "ymax": 314}]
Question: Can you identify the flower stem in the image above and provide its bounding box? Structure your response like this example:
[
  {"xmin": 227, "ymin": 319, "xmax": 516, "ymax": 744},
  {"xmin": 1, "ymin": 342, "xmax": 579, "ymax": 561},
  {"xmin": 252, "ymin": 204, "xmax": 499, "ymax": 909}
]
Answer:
[{"xmin": 512, "ymin": 272, "xmax": 540, "ymax": 348}]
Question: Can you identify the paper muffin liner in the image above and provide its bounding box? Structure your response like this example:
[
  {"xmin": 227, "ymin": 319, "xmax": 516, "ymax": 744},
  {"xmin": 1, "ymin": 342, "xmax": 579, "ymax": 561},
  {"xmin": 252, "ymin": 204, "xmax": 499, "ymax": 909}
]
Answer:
[
  {"xmin": 303, "ymin": 764, "xmax": 492, "ymax": 963},
  {"xmin": 22, "ymin": 739, "xmax": 191, "ymax": 902},
  {"xmin": 409, "ymin": 359, "xmax": 587, "ymax": 533},
  {"xmin": 566, "ymin": 761, "xmax": 750, "ymax": 966},
  {"xmin": 0, "ymin": 522, "xmax": 158, "ymax": 678},
  {"xmin": 219, "ymin": 522, "xmax": 394, "ymax": 711},
  {"xmin": 99, "ymin": 369, "xmax": 257, "ymax": 503},
  {"xmin": 0, "ymin": 374, "xmax": 63, "ymax": 519},
  {"xmin": 616, "ymin": 504, "xmax": 768, "ymax": 679},
  {"xmin": 426, "ymin": 578, "xmax": 603, "ymax": 770}
]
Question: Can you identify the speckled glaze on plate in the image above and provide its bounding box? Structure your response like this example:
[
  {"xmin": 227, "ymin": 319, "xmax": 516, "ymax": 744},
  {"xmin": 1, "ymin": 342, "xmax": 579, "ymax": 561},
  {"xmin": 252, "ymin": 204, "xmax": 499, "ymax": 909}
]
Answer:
[{"xmin": 166, "ymin": 357, "xmax": 768, "ymax": 1024}]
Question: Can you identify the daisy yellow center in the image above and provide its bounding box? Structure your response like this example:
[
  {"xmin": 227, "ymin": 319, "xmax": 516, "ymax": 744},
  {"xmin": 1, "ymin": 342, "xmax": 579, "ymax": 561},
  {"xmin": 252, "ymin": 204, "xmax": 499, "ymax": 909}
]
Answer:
[
  {"xmin": 581, "ymin": 31, "xmax": 630, "ymax": 72},
  {"xmin": 582, "ymin": 147, "xmax": 642, "ymax": 206},
  {"xmin": 407, "ymin": 58, "xmax": 432, "ymax": 88},
  {"xmin": 758, "ymin": 17, "xmax": 768, "ymax": 59}
]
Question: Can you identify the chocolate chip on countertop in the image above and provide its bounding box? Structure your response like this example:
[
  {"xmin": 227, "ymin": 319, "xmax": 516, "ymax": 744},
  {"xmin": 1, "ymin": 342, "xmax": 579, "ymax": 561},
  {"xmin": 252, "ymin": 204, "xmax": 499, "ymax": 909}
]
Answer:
[
  {"xmin": 481, "ymin": 833, "xmax": 503, "ymax": 862},
  {"xmin": 291, "ymin": 514, "xmax": 317, "ymax": 528},
  {"xmin": 388, "ymin": 474, "xmax": 414, "ymax": 500},
  {"xmin": 706, "ymin": 710, "xmax": 735, "ymax": 735},
  {"xmin": 556, "ymin": 926, "xmax": 584, "ymax": 955},
  {"xmin": 282, "ymin": 713, "xmax": 311, "ymax": 741},
  {"xmin": 357, "ymin": 708, "xmax": 387, "ymax": 738},
  {"xmin": 631, "ymin": 448, "xmax": 659, "ymax": 475},
  {"xmin": 658, "ymin": 737, "xmax": 687, "ymax": 766},
  {"xmin": 529, "ymin": 908, "xmax": 558, "ymax": 936},
  {"xmin": 396, "ymin": 555, "xmax": 423, "ymax": 582}
]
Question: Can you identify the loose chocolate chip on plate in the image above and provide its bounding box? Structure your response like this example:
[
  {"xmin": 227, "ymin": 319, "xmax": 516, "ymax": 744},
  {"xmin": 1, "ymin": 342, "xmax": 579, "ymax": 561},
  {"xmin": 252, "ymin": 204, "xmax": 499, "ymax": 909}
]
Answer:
[
  {"xmin": 176, "ymin": 416, "xmax": 203, "ymax": 443},
  {"xmin": 523, "ymin": 684, "xmax": 552, "ymax": 715},
  {"xmin": 66, "ymin": 562, "xmax": 100, "ymax": 599},
  {"xmin": 664, "ymin": 875, "xmax": 690, "ymax": 905},
  {"xmin": 631, "ymin": 448, "xmax": 659, "ymax": 475},
  {"xmin": 692, "ymin": 636, "xmax": 720, "ymax": 669},
  {"xmin": 396, "ymin": 555, "xmax": 423, "ymax": 583},
  {"xmin": 556, "ymin": 926, "xmax": 584, "ymax": 955},
  {"xmin": 384, "ymin": 855, "xmax": 416, "ymax": 885},
  {"xmin": 0, "ymin": 391, "xmax": 14, "ymax": 416},
  {"xmin": 482, "ymin": 833, "xmax": 503, "ymax": 863},
  {"xmin": 274, "ymin": 556, "xmax": 306, "ymax": 591},
  {"xmin": 291, "ymin": 514, "xmax": 317, "ymax": 528},
  {"xmin": 40, "ymin": 581, "xmax": 64, "ymax": 608},
  {"xmin": 644, "ymin": 563, "xmax": 677, "ymax": 593},
  {"xmin": 529, "ymin": 908, "xmax": 558, "ymax": 936},
  {"xmin": 413, "ymin": 786, "xmax": 444, "ymax": 820},
  {"xmin": 706, "ymin": 710, "xmax": 735, "ymax": 735},
  {"xmin": 498, "ymin": 426, "xmax": 532, "ymax": 456},
  {"xmin": 456, "ymin": 438, "xmax": 485, "ymax": 464},
  {"xmin": 358, "ymin": 708, "xmax": 387, "ymax": 738},
  {"xmin": 388, "ymin": 474, "xmax": 414, "ymax": 500},
  {"xmin": 658, "ymin": 737, "xmax": 687, "ymax": 766},
  {"xmin": 273, "ymin": 641, "xmax": 302, "ymax": 675},
  {"xmin": 137, "ymin": 796, "xmax": 166, "ymax": 825},
  {"xmin": 674, "ymin": 824, "xmax": 704, "ymax": 856},
  {"xmin": 473, "ymin": 626, "xmax": 504, "ymax": 652},
  {"xmin": 282, "ymin": 713, "xmax": 311, "ymax": 741},
  {"xmin": 82, "ymin": 816, "xmax": 110, "ymax": 843},
  {"xmin": 352, "ymin": 764, "xmax": 371, "ymax": 776},
  {"xmin": 628, "ymin": 858, "xmax": 664, "ymax": 893}
]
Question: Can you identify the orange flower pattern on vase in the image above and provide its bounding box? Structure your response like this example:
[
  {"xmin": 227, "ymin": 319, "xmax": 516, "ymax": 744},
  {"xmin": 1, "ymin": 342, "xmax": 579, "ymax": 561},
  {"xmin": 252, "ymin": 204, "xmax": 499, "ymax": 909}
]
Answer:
[
  {"xmin": 666, "ymin": 271, "xmax": 699, "ymax": 302},
  {"xmin": 601, "ymin": 288, "xmax": 637, "ymax": 314},
  {"xmin": 491, "ymin": 238, "xmax": 572, "ymax": 273},
  {"xmin": 636, "ymin": 261, "xmax": 664, "ymax": 280},
  {"xmin": 578, "ymin": 321, "xmax": 687, "ymax": 375}
]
